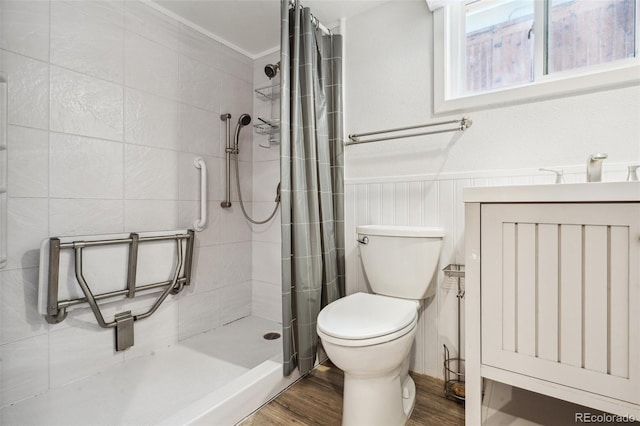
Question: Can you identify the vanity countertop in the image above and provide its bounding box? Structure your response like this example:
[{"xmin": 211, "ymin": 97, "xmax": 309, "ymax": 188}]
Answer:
[{"xmin": 463, "ymin": 181, "xmax": 640, "ymax": 203}]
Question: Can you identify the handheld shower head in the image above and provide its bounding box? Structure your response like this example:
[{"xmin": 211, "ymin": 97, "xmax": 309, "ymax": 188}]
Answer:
[
  {"xmin": 233, "ymin": 114, "xmax": 252, "ymax": 152},
  {"xmin": 264, "ymin": 62, "xmax": 280, "ymax": 79},
  {"xmin": 238, "ymin": 113, "xmax": 252, "ymax": 127}
]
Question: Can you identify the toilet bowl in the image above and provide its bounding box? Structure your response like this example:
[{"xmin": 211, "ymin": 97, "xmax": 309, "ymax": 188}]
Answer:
[
  {"xmin": 317, "ymin": 225, "xmax": 444, "ymax": 426},
  {"xmin": 318, "ymin": 292, "xmax": 419, "ymax": 425}
]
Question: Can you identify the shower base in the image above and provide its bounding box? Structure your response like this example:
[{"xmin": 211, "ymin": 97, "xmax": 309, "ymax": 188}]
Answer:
[{"xmin": 1, "ymin": 316, "xmax": 299, "ymax": 425}]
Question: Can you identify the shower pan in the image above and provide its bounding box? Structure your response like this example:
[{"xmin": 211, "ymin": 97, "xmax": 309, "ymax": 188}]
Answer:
[{"xmin": 220, "ymin": 113, "xmax": 280, "ymax": 225}]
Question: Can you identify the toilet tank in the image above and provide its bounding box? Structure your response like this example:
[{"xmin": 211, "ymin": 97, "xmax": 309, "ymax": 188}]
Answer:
[{"xmin": 356, "ymin": 225, "xmax": 445, "ymax": 300}]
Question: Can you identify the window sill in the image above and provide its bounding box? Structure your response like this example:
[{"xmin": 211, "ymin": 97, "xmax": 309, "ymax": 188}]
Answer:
[{"xmin": 434, "ymin": 61, "xmax": 640, "ymax": 115}]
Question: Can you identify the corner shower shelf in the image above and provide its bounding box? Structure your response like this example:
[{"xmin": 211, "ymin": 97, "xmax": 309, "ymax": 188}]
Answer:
[
  {"xmin": 254, "ymin": 118, "xmax": 281, "ymax": 148},
  {"xmin": 255, "ymin": 84, "xmax": 280, "ymax": 102},
  {"xmin": 254, "ymin": 118, "xmax": 280, "ymax": 136}
]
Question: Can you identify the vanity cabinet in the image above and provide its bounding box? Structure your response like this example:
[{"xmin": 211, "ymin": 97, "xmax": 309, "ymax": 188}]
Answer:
[{"xmin": 464, "ymin": 183, "xmax": 640, "ymax": 425}]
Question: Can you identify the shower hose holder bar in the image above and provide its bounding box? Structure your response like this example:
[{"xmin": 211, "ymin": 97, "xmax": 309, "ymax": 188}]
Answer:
[{"xmin": 45, "ymin": 230, "xmax": 195, "ymax": 351}]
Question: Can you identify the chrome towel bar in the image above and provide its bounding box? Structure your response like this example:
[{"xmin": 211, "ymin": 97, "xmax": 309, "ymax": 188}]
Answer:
[
  {"xmin": 347, "ymin": 117, "xmax": 472, "ymax": 145},
  {"xmin": 45, "ymin": 230, "xmax": 195, "ymax": 351}
]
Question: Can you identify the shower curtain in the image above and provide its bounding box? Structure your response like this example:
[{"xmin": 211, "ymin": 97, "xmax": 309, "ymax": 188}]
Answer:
[{"xmin": 280, "ymin": 0, "xmax": 345, "ymax": 376}]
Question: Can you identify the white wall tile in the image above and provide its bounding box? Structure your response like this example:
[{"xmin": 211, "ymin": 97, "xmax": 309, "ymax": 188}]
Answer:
[
  {"xmin": 179, "ymin": 201, "xmax": 220, "ymax": 246},
  {"xmin": 222, "ymin": 47, "xmax": 252, "ymax": 83},
  {"xmin": 221, "ymin": 73, "xmax": 252, "ymax": 115},
  {"xmin": 206, "ymin": 157, "xmax": 225, "ymax": 203},
  {"xmin": 1, "ymin": 50, "xmax": 49, "ymax": 130},
  {"xmin": 7, "ymin": 125, "xmax": 48, "ymax": 198},
  {"xmin": 178, "ymin": 152, "xmax": 202, "ymax": 201},
  {"xmin": 50, "ymin": 133, "xmax": 123, "ymax": 199},
  {"xmin": 0, "ymin": 0, "xmax": 50, "ymax": 62},
  {"xmin": 178, "ymin": 55, "xmax": 221, "ymax": 112},
  {"xmin": 252, "ymin": 281, "xmax": 281, "ymax": 323},
  {"xmin": 219, "ymin": 281, "xmax": 251, "ymax": 325},
  {"xmin": 252, "ymin": 241, "xmax": 280, "ymax": 284},
  {"xmin": 124, "ymin": 200, "xmax": 178, "ymax": 232},
  {"xmin": 218, "ymin": 241, "xmax": 251, "ymax": 286},
  {"xmin": 49, "ymin": 325, "xmax": 124, "ymax": 388},
  {"xmin": 178, "ymin": 23, "xmax": 221, "ymax": 69},
  {"xmin": 124, "ymin": 88, "xmax": 179, "ymax": 150},
  {"xmin": 1, "ymin": 334, "xmax": 49, "ymax": 406},
  {"xmin": 50, "ymin": 199, "xmax": 124, "ymax": 236},
  {"xmin": 177, "ymin": 200, "xmax": 198, "ymax": 229},
  {"xmin": 125, "ymin": 0, "xmax": 180, "ymax": 50},
  {"xmin": 50, "ymin": 66, "xmax": 123, "ymax": 141},
  {"xmin": 124, "ymin": 31, "xmax": 178, "ymax": 100},
  {"xmin": 219, "ymin": 205, "xmax": 252, "ymax": 244},
  {"xmin": 229, "ymin": 160, "xmax": 253, "ymax": 203},
  {"xmin": 0, "ymin": 267, "xmax": 47, "ymax": 345},
  {"xmin": 193, "ymin": 244, "xmax": 219, "ymax": 293},
  {"xmin": 250, "ymin": 202, "xmax": 281, "ymax": 243},
  {"xmin": 50, "ymin": 1, "xmax": 124, "ymax": 83},
  {"xmin": 6, "ymin": 198, "xmax": 48, "ymax": 270},
  {"xmin": 252, "ymin": 161, "xmax": 278, "ymax": 202},
  {"xmin": 178, "ymin": 289, "xmax": 220, "ymax": 340},
  {"xmin": 124, "ymin": 145, "xmax": 178, "ymax": 200},
  {"xmin": 178, "ymin": 103, "xmax": 220, "ymax": 157}
]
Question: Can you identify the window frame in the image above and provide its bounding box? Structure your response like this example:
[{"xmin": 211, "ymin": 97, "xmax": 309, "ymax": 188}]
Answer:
[{"xmin": 433, "ymin": 0, "xmax": 640, "ymax": 114}]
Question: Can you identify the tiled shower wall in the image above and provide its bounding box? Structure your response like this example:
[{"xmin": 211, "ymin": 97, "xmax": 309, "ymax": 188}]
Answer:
[
  {"xmin": 344, "ymin": 165, "xmax": 633, "ymax": 379},
  {"xmin": 251, "ymin": 51, "xmax": 282, "ymax": 323},
  {"xmin": 0, "ymin": 0, "xmax": 254, "ymax": 407}
]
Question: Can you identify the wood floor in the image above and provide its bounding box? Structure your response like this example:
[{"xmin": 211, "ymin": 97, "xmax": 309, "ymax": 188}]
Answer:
[{"xmin": 239, "ymin": 362, "xmax": 465, "ymax": 425}]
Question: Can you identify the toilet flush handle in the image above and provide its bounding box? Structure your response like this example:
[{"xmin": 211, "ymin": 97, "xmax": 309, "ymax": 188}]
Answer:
[{"xmin": 357, "ymin": 236, "xmax": 369, "ymax": 245}]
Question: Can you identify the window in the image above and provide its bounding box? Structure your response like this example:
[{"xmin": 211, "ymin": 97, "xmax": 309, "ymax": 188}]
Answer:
[{"xmin": 434, "ymin": 0, "xmax": 640, "ymax": 113}]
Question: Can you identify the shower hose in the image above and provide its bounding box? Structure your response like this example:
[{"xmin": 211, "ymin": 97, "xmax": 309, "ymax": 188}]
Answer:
[{"xmin": 233, "ymin": 151, "xmax": 280, "ymax": 225}]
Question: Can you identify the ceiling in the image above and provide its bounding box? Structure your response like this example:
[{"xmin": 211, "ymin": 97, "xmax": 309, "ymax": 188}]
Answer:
[{"xmin": 154, "ymin": 0, "xmax": 392, "ymax": 58}]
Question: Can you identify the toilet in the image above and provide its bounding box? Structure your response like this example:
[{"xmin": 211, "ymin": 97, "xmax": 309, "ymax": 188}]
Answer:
[{"xmin": 317, "ymin": 225, "xmax": 445, "ymax": 426}]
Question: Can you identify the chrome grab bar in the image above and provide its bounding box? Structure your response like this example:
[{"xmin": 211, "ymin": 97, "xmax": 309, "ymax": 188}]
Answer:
[
  {"xmin": 46, "ymin": 230, "xmax": 195, "ymax": 351},
  {"xmin": 347, "ymin": 117, "xmax": 472, "ymax": 145}
]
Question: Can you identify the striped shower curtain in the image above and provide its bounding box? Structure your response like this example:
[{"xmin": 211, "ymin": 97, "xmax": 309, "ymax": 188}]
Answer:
[{"xmin": 280, "ymin": 0, "xmax": 345, "ymax": 376}]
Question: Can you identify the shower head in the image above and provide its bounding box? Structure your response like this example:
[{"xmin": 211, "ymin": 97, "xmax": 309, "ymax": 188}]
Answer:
[
  {"xmin": 264, "ymin": 62, "xmax": 280, "ymax": 79},
  {"xmin": 238, "ymin": 113, "xmax": 252, "ymax": 127}
]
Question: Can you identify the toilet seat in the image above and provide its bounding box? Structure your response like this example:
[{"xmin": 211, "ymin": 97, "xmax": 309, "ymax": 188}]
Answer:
[{"xmin": 317, "ymin": 292, "xmax": 418, "ymax": 347}]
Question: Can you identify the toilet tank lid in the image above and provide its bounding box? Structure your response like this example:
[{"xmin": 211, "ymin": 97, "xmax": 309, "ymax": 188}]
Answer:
[{"xmin": 356, "ymin": 225, "xmax": 445, "ymax": 238}]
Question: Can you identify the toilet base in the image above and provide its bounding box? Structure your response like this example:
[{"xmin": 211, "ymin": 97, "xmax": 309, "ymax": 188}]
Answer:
[{"xmin": 342, "ymin": 368, "xmax": 416, "ymax": 426}]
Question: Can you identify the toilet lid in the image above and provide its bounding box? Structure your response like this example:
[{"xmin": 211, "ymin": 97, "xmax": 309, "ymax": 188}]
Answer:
[{"xmin": 317, "ymin": 292, "xmax": 417, "ymax": 340}]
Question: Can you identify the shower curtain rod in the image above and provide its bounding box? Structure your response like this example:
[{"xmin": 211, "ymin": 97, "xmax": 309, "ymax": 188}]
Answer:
[
  {"xmin": 288, "ymin": 0, "xmax": 332, "ymax": 35},
  {"xmin": 346, "ymin": 117, "xmax": 472, "ymax": 145}
]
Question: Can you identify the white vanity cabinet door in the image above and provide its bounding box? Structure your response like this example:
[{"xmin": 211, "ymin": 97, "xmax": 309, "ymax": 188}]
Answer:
[{"xmin": 481, "ymin": 203, "xmax": 640, "ymax": 405}]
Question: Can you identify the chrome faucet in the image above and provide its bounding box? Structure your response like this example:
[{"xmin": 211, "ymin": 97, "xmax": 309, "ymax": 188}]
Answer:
[{"xmin": 586, "ymin": 153, "xmax": 607, "ymax": 182}]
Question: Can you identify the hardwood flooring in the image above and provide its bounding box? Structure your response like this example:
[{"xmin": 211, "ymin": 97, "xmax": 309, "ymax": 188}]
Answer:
[{"xmin": 239, "ymin": 362, "xmax": 465, "ymax": 425}]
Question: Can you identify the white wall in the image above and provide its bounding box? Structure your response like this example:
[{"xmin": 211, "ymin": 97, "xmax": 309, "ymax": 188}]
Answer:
[
  {"xmin": 0, "ymin": 0, "xmax": 254, "ymax": 407},
  {"xmin": 343, "ymin": 0, "xmax": 639, "ymax": 422}
]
